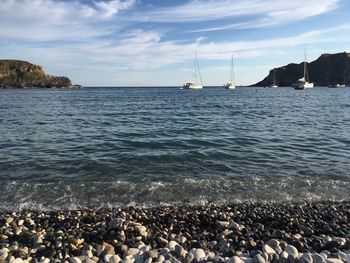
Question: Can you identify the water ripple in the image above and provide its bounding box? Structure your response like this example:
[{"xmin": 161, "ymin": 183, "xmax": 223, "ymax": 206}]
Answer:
[{"xmin": 0, "ymin": 87, "xmax": 350, "ymax": 210}]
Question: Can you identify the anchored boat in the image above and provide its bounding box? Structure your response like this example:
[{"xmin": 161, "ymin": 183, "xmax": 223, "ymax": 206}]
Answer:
[
  {"xmin": 294, "ymin": 49, "xmax": 314, "ymax": 90},
  {"xmin": 268, "ymin": 69, "xmax": 278, "ymax": 88},
  {"xmin": 183, "ymin": 50, "xmax": 203, "ymax": 89},
  {"xmin": 224, "ymin": 54, "xmax": 235, "ymax": 89}
]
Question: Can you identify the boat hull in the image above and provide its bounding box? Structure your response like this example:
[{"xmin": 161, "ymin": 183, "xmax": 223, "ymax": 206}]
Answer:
[
  {"xmin": 183, "ymin": 83, "xmax": 203, "ymax": 89},
  {"xmin": 224, "ymin": 83, "xmax": 235, "ymax": 89},
  {"xmin": 329, "ymin": 84, "xmax": 346, "ymax": 88},
  {"xmin": 294, "ymin": 79, "xmax": 314, "ymax": 90},
  {"xmin": 303, "ymin": 83, "xmax": 314, "ymax": 89}
]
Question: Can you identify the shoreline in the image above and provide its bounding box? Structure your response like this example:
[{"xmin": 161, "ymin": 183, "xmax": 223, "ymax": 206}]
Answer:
[{"xmin": 1, "ymin": 202, "xmax": 349, "ymax": 262}]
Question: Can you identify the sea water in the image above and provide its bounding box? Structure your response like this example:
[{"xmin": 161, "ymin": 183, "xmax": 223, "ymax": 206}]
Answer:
[{"xmin": 0, "ymin": 87, "xmax": 349, "ymax": 210}]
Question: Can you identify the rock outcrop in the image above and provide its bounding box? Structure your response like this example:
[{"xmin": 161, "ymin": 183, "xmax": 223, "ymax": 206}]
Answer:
[
  {"xmin": 253, "ymin": 52, "xmax": 350, "ymax": 87},
  {"xmin": 0, "ymin": 60, "xmax": 80, "ymax": 88}
]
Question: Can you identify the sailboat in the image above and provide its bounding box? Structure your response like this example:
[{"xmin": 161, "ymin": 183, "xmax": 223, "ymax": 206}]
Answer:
[
  {"xmin": 183, "ymin": 50, "xmax": 203, "ymax": 89},
  {"xmin": 268, "ymin": 69, "xmax": 278, "ymax": 88},
  {"xmin": 294, "ymin": 49, "xmax": 314, "ymax": 90},
  {"xmin": 224, "ymin": 54, "xmax": 235, "ymax": 89}
]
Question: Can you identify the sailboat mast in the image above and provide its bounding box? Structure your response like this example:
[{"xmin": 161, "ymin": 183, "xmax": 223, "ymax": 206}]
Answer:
[
  {"xmin": 231, "ymin": 54, "xmax": 236, "ymax": 86},
  {"xmin": 304, "ymin": 48, "xmax": 307, "ymax": 81},
  {"xmin": 231, "ymin": 55, "xmax": 233, "ymax": 83},
  {"xmin": 195, "ymin": 50, "xmax": 203, "ymax": 86},
  {"xmin": 273, "ymin": 69, "xmax": 276, "ymax": 85},
  {"xmin": 194, "ymin": 50, "xmax": 197, "ymax": 83}
]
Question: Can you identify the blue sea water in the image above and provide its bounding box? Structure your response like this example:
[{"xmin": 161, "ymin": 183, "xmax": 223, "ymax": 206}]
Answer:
[{"xmin": 0, "ymin": 87, "xmax": 349, "ymax": 210}]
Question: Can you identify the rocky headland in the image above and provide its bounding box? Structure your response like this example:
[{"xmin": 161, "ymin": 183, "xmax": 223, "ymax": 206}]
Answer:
[
  {"xmin": 0, "ymin": 203, "xmax": 349, "ymax": 263},
  {"xmin": 0, "ymin": 60, "xmax": 81, "ymax": 88},
  {"xmin": 253, "ymin": 52, "xmax": 350, "ymax": 87}
]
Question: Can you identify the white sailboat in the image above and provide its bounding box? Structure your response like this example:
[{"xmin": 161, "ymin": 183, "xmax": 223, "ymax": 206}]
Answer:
[
  {"xmin": 224, "ymin": 54, "xmax": 235, "ymax": 89},
  {"xmin": 183, "ymin": 50, "xmax": 203, "ymax": 89},
  {"xmin": 294, "ymin": 49, "xmax": 314, "ymax": 90},
  {"xmin": 268, "ymin": 69, "xmax": 278, "ymax": 88}
]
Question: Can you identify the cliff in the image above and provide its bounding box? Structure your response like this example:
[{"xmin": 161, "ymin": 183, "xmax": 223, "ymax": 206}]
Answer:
[
  {"xmin": 253, "ymin": 52, "xmax": 350, "ymax": 87},
  {"xmin": 0, "ymin": 60, "xmax": 80, "ymax": 88}
]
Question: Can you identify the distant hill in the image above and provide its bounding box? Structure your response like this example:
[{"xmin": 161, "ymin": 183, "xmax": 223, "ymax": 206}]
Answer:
[
  {"xmin": 0, "ymin": 60, "xmax": 80, "ymax": 88},
  {"xmin": 253, "ymin": 52, "xmax": 350, "ymax": 87}
]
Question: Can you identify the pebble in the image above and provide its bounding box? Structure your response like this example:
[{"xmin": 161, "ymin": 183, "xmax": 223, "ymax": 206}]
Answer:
[
  {"xmin": 217, "ymin": 221, "xmax": 230, "ymax": 228},
  {"xmin": 168, "ymin": 240, "xmax": 178, "ymax": 251},
  {"xmin": 69, "ymin": 257, "xmax": 82, "ymax": 263},
  {"xmin": 123, "ymin": 255, "xmax": 135, "ymax": 263},
  {"xmin": 0, "ymin": 248, "xmax": 9, "ymax": 261},
  {"xmin": 157, "ymin": 255, "xmax": 166, "ymax": 262},
  {"xmin": 313, "ymin": 253, "xmax": 326, "ymax": 263},
  {"xmin": 263, "ymin": 244, "xmax": 276, "ymax": 255},
  {"xmin": 175, "ymin": 244, "xmax": 187, "ymax": 258},
  {"xmin": 103, "ymin": 242, "xmax": 115, "ymax": 255},
  {"xmin": 108, "ymin": 218, "xmax": 124, "ymax": 229},
  {"xmin": 185, "ymin": 252, "xmax": 195, "ymax": 263},
  {"xmin": 326, "ymin": 259, "xmax": 343, "ymax": 263},
  {"xmin": 254, "ymin": 254, "xmax": 266, "ymax": 263},
  {"xmin": 158, "ymin": 237, "xmax": 168, "ymax": 246},
  {"xmin": 284, "ymin": 245, "xmax": 298, "ymax": 258},
  {"xmin": 134, "ymin": 225, "xmax": 147, "ymax": 238},
  {"xmin": 81, "ymin": 250, "xmax": 93, "ymax": 258},
  {"xmin": 192, "ymin": 248, "xmax": 206, "ymax": 261},
  {"xmin": 300, "ymin": 253, "xmax": 313, "ymax": 263},
  {"xmin": 229, "ymin": 256, "xmax": 244, "ymax": 263},
  {"xmin": 125, "ymin": 248, "xmax": 139, "ymax": 256},
  {"xmin": 0, "ymin": 203, "xmax": 349, "ymax": 263},
  {"xmin": 337, "ymin": 252, "xmax": 349, "ymax": 263}
]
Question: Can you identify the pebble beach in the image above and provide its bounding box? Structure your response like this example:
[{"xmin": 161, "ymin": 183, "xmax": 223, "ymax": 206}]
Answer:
[{"xmin": 1, "ymin": 202, "xmax": 349, "ymax": 263}]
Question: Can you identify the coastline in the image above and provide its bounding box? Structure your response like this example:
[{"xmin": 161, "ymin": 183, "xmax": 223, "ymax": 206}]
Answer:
[{"xmin": 1, "ymin": 202, "xmax": 349, "ymax": 262}]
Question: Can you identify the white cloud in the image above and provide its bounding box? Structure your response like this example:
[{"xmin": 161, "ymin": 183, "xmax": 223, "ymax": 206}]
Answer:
[
  {"xmin": 0, "ymin": 0, "xmax": 348, "ymax": 86},
  {"xmin": 22, "ymin": 24, "xmax": 345, "ymax": 74},
  {"xmin": 140, "ymin": 0, "xmax": 339, "ymax": 31},
  {"xmin": 94, "ymin": 0, "xmax": 136, "ymax": 18},
  {"xmin": 3, "ymin": 23, "xmax": 349, "ymax": 71},
  {"xmin": 0, "ymin": 0, "xmax": 136, "ymax": 41}
]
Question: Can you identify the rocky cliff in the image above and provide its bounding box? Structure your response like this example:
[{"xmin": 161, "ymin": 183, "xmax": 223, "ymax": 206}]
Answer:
[
  {"xmin": 0, "ymin": 60, "xmax": 80, "ymax": 88},
  {"xmin": 253, "ymin": 52, "xmax": 350, "ymax": 87}
]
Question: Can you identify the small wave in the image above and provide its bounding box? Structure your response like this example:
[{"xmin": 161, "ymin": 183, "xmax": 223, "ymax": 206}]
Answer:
[{"xmin": 1, "ymin": 176, "xmax": 350, "ymax": 211}]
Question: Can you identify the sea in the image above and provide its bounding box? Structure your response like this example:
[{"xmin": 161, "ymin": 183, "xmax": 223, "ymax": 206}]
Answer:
[{"xmin": 0, "ymin": 87, "xmax": 349, "ymax": 210}]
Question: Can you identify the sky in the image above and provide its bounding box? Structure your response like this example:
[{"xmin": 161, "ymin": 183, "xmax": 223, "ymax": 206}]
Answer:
[{"xmin": 0, "ymin": 0, "xmax": 350, "ymax": 86}]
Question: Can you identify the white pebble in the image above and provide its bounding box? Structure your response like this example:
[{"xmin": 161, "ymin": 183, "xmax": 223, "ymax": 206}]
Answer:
[
  {"xmin": 167, "ymin": 240, "xmax": 179, "ymax": 251},
  {"xmin": 285, "ymin": 245, "xmax": 298, "ymax": 257},
  {"xmin": 109, "ymin": 255, "xmax": 121, "ymax": 263},
  {"xmin": 0, "ymin": 248, "xmax": 9, "ymax": 261},
  {"xmin": 9, "ymin": 258, "xmax": 23, "ymax": 263},
  {"xmin": 326, "ymin": 259, "xmax": 344, "ymax": 263},
  {"xmin": 192, "ymin": 248, "xmax": 206, "ymax": 261},
  {"xmin": 263, "ymin": 244, "xmax": 276, "ymax": 254}
]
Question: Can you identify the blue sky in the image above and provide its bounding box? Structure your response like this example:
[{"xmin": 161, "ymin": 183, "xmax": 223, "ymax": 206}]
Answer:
[{"xmin": 1, "ymin": 0, "xmax": 350, "ymax": 86}]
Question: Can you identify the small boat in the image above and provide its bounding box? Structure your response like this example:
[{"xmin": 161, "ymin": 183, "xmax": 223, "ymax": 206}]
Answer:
[
  {"xmin": 224, "ymin": 54, "xmax": 235, "ymax": 89},
  {"xmin": 294, "ymin": 49, "xmax": 314, "ymax": 90},
  {"xmin": 268, "ymin": 69, "xmax": 278, "ymax": 88},
  {"xmin": 183, "ymin": 82, "xmax": 202, "ymax": 89},
  {"xmin": 295, "ymin": 77, "xmax": 314, "ymax": 90},
  {"xmin": 183, "ymin": 50, "xmax": 203, "ymax": 89},
  {"xmin": 329, "ymin": 84, "xmax": 346, "ymax": 88}
]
